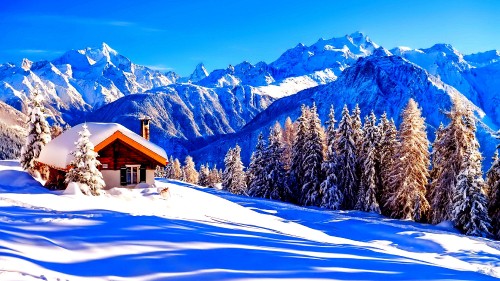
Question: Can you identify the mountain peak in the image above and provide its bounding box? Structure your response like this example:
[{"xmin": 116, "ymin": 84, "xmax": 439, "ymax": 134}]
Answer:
[
  {"xmin": 425, "ymin": 43, "xmax": 460, "ymax": 56},
  {"xmin": 100, "ymin": 42, "xmax": 118, "ymax": 56},
  {"xmin": 348, "ymin": 31, "xmax": 366, "ymax": 39},
  {"xmin": 83, "ymin": 42, "xmax": 119, "ymax": 65},
  {"xmin": 21, "ymin": 58, "xmax": 33, "ymax": 71},
  {"xmin": 464, "ymin": 49, "xmax": 500, "ymax": 67},
  {"xmin": 188, "ymin": 62, "xmax": 209, "ymax": 82}
]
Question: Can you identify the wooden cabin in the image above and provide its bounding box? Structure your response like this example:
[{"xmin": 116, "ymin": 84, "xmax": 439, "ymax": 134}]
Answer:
[{"xmin": 37, "ymin": 119, "xmax": 167, "ymax": 189}]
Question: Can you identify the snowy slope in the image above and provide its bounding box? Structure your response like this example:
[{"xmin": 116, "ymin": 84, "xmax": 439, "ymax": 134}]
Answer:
[{"xmin": 0, "ymin": 160, "xmax": 499, "ymax": 280}]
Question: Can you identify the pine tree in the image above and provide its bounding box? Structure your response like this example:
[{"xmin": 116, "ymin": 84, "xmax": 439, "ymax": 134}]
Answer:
[
  {"xmin": 428, "ymin": 123, "xmax": 446, "ymax": 222},
  {"xmin": 289, "ymin": 105, "xmax": 310, "ymax": 203},
  {"xmin": 451, "ymin": 109, "xmax": 491, "ymax": 237},
  {"xmin": 386, "ymin": 99, "xmax": 430, "ymax": 221},
  {"xmin": 183, "ymin": 156, "xmax": 199, "ymax": 184},
  {"xmin": 155, "ymin": 166, "xmax": 166, "ymax": 178},
  {"xmin": 180, "ymin": 169, "xmax": 186, "ymax": 182},
  {"xmin": 164, "ymin": 156, "xmax": 174, "ymax": 178},
  {"xmin": 171, "ymin": 158, "xmax": 182, "ymax": 180},
  {"xmin": 20, "ymin": 90, "xmax": 51, "ymax": 174},
  {"xmin": 50, "ymin": 123, "xmax": 63, "ymax": 139},
  {"xmin": 351, "ymin": 104, "xmax": 363, "ymax": 199},
  {"xmin": 222, "ymin": 145, "xmax": 247, "ymax": 195},
  {"xmin": 429, "ymin": 101, "xmax": 469, "ymax": 224},
  {"xmin": 355, "ymin": 113, "xmax": 381, "ymax": 213},
  {"xmin": 486, "ymin": 150, "xmax": 499, "ymax": 199},
  {"xmin": 487, "ymin": 145, "xmax": 500, "ymax": 238},
  {"xmin": 208, "ymin": 165, "xmax": 221, "ymax": 187},
  {"xmin": 262, "ymin": 122, "xmax": 291, "ymax": 201},
  {"xmin": 320, "ymin": 106, "xmax": 342, "ymax": 209},
  {"xmin": 65, "ymin": 124, "xmax": 105, "ymax": 195},
  {"xmin": 335, "ymin": 105, "xmax": 359, "ymax": 209},
  {"xmin": 352, "ymin": 104, "xmax": 363, "ymax": 156},
  {"xmin": 301, "ymin": 104, "xmax": 325, "ymax": 206},
  {"xmin": 247, "ymin": 133, "xmax": 267, "ymax": 197},
  {"xmin": 378, "ymin": 115, "xmax": 399, "ymax": 215},
  {"xmin": 282, "ymin": 117, "xmax": 295, "ymax": 171},
  {"xmin": 198, "ymin": 164, "xmax": 210, "ymax": 186}
]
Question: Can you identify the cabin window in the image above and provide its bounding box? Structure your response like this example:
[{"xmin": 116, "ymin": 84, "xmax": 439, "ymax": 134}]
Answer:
[{"xmin": 125, "ymin": 165, "xmax": 141, "ymax": 185}]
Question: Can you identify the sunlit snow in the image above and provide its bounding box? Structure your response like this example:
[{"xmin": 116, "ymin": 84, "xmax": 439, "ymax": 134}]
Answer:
[{"xmin": 0, "ymin": 160, "xmax": 499, "ymax": 280}]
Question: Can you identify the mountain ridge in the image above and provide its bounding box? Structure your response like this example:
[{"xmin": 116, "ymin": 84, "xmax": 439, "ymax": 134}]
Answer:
[{"xmin": 0, "ymin": 32, "xmax": 499, "ymax": 166}]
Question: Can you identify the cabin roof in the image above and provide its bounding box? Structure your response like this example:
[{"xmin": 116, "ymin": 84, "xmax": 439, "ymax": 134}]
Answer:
[{"xmin": 37, "ymin": 122, "xmax": 167, "ymax": 170}]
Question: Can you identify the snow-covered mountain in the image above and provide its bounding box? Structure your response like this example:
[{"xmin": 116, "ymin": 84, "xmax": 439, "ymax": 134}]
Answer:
[
  {"xmin": 191, "ymin": 32, "xmax": 378, "ymax": 99},
  {"xmin": 187, "ymin": 62, "xmax": 209, "ymax": 82},
  {"xmin": 0, "ymin": 43, "xmax": 178, "ymax": 123},
  {"xmin": 0, "ymin": 101, "xmax": 27, "ymax": 159},
  {"xmin": 270, "ymin": 31, "xmax": 378, "ymax": 79},
  {"xmin": 190, "ymin": 55, "xmax": 499, "ymax": 168},
  {"xmin": 0, "ymin": 33, "xmax": 499, "ymax": 168},
  {"xmin": 391, "ymin": 44, "xmax": 500, "ymax": 129},
  {"xmin": 86, "ymin": 83, "xmax": 273, "ymax": 155}
]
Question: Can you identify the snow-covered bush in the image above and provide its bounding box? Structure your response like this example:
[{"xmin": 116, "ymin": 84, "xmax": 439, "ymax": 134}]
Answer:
[{"xmin": 65, "ymin": 124, "xmax": 105, "ymax": 196}]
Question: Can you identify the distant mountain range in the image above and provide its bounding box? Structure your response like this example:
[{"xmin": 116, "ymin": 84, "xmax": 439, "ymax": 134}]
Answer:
[{"xmin": 0, "ymin": 32, "xmax": 498, "ymax": 167}]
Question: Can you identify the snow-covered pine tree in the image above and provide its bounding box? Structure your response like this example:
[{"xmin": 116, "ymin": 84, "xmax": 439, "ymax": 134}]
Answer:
[
  {"xmin": 222, "ymin": 145, "xmax": 247, "ymax": 195},
  {"xmin": 351, "ymin": 104, "xmax": 363, "ymax": 199},
  {"xmin": 301, "ymin": 103, "xmax": 325, "ymax": 206},
  {"xmin": 171, "ymin": 158, "xmax": 182, "ymax": 180},
  {"xmin": 486, "ymin": 151, "xmax": 499, "ymax": 198},
  {"xmin": 263, "ymin": 122, "xmax": 291, "ymax": 201},
  {"xmin": 335, "ymin": 105, "xmax": 359, "ymax": 210},
  {"xmin": 428, "ymin": 123, "xmax": 445, "ymax": 219},
  {"xmin": 206, "ymin": 165, "xmax": 217, "ymax": 187},
  {"xmin": 289, "ymin": 105, "xmax": 310, "ymax": 204},
  {"xmin": 378, "ymin": 115, "xmax": 399, "ymax": 215},
  {"xmin": 164, "ymin": 156, "xmax": 174, "ymax": 178},
  {"xmin": 282, "ymin": 117, "xmax": 295, "ymax": 171},
  {"xmin": 0, "ymin": 122, "xmax": 24, "ymax": 160},
  {"xmin": 183, "ymin": 156, "xmax": 199, "ymax": 184},
  {"xmin": 487, "ymin": 144, "xmax": 500, "ymax": 238},
  {"xmin": 451, "ymin": 109, "xmax": 491, "ymax": 237},
  {"xmin": 20, "ymin": 90, "xmax": 51, "ymax": 174},
  {"xmin": 155, "ymin": 155, "xmax": 171, "ymax": 178},
  {"xmin": 50, "ymin": 123, "xmax": 63, "ymax": 139},
  {"xmin": 155, "ymin": 166, "xmax": 166, "ymax": 178},
  {"xmin": 65, "ymin": 124, "xmax": 105, "ymax": 195},
  {"xmin": 320, "ymin": 106, "xmax": 342, "ymax": 209},
  {"xmin": 386, "ymin": 99, "xmax": 430, "ymax": 221},
  {"xmin": 180, "ymin": 169, "xmax": 186, "ymax": 182},
  {"xmin": 429, "ymin": 101, "xmax": 469, "ymax": 224},
  {"xmin": 351, "ymin": 104, "xmax": 363, "ymax": 155},
  {"xmin": 247, "ymin": 132, "xmax": 267, "ymax": 197},
  {"xmin": 198, "ymin": 164, "xmax": 210, "ymax": 186},
  {"xmin": 355, "ymin": 112, "xmax": 381, "ymax": 213}
]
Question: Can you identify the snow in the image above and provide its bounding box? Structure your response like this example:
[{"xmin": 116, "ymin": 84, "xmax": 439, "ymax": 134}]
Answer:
[
  {"xmin": 63, "ymin": 182, "xmax": 85, "ymax": 195},
  {"xmin": 37, "ymin": 122, "xmax": 167, "ymax": 170},
  {"xmin": 0, "ymin": 160, "xmax": 499, "ymax": 280}
]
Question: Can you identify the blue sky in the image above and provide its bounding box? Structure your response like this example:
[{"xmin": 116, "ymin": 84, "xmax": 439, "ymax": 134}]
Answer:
[{"xmin": 0, "ymin": 0, "xmax": 498, "ymax": 76}]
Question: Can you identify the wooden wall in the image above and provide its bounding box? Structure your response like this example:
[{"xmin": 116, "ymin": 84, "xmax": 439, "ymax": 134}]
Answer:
[{"xmin": 98, "ymin": 139, "xmax": 160, "ymax": 170}]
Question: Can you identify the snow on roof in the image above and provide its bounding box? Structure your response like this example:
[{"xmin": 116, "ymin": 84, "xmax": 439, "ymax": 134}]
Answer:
[{"xmin": 37, "ymin": 122, "xmax": 167, "ymax": 170}]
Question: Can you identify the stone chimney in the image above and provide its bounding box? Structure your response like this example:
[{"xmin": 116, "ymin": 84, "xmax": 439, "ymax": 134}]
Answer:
[{"xmin": 139, "ymin": 116, "xmax": 151, "ymax": 141}]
